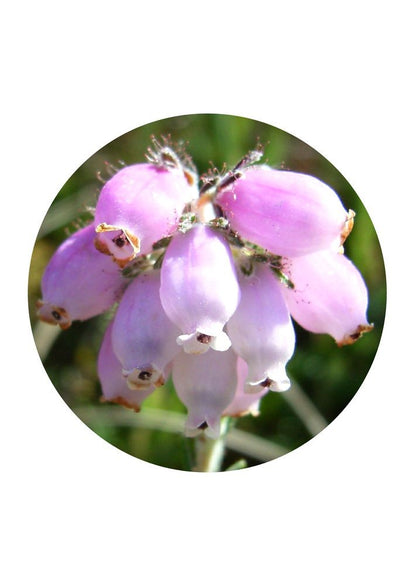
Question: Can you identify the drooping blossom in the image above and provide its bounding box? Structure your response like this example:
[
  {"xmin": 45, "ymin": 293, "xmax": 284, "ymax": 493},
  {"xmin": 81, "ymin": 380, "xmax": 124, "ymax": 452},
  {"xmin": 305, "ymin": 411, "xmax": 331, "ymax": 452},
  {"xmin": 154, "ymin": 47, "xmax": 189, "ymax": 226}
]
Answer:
[
  {"xmin": 216, "ymin": 165, "xmax": 353, "ymax": 257},
  {"xmin": 111, "ymin": 269, "xmax": 180, "ymax": 390},
  {"xmin": 160, "ymin": 223, "xmax": 241, "ymax": 354},
  {"xmin": 279, "ymin": 249, "xmax": 373, "ymax": 346},
  {"xmin": 36, "ymin": 223, "xmax": 126, "ymax": 329},
  {"xmin": 98, "ymin": 320, "xmax": 155, "ymax": 412},
  {"xmin": 227, "ymin": 262, "xmax": 296, "ymax": 392},
  {"xmin": 172, "ymin": 347, "xmax": 238, "ymax": 437},
  {"xmin": 94, "ymin": 158, "xmax": 197, "ymax": 267}
]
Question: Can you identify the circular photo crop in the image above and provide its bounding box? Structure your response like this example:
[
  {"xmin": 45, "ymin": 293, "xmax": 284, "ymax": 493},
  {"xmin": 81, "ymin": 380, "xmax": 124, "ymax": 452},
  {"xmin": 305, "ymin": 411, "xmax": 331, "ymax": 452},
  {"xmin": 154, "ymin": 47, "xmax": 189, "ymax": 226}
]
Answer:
[{"xmin": 28, "ymin": 113, "xmax": 386, "ymax": 472}]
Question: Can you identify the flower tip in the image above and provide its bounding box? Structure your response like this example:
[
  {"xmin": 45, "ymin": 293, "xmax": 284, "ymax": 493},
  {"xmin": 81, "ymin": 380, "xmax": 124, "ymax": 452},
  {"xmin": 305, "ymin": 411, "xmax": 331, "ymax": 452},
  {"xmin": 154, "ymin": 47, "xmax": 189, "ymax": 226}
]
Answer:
[
  {"xmin": 122, "ymin": 365, "xmax": 164, "ymax": 390},
  {"xmin": 337, "ymin": 323, "xmax": 374, "ymax": 347},
  {"xmin": 36, "ymin": 300, "xmax": 72, "ymax": 329},
  {"xmin": 94, "ymin": 224, "xmax": 141, "ymax": 266},
  {"xmin": 177, "ymin": 330, "xmax": 231, "ymax": 354}
]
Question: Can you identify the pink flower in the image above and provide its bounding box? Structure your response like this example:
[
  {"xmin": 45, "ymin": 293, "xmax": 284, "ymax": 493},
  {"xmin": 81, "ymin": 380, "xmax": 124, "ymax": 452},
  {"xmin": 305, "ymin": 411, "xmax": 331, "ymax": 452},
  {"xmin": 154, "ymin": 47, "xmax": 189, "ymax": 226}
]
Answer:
[
  {"xmin": 94, "ymin": 162, "xmax": 196, "ymax": 267},
  {"xmin": 216, "ymin": 165, "xmax": 352, "ymax": 257},
  {"xmin": 36, "ymin": 224, "xmax": 126, "ymax": 329},
  {"xmin": 98, "ymin": 320, "xmax": 155, "ymax": 412},
  {"xmin": 172, "ymin": 347, "xmax": 238, "ymax": 438},
  {"xmin": 280, "ymin": 249, "xmax": 373, "ymax": 346},
  {"xmin": 111, "ymin": 269, "xmax": 180, "ymax": 390},
  {"xmin": 226, "ymin": 262, "xmax": 296, "ymax": 392},
  {"xmin": 160, "ymin": 223, "xmax": 241, "ymax": 354}
]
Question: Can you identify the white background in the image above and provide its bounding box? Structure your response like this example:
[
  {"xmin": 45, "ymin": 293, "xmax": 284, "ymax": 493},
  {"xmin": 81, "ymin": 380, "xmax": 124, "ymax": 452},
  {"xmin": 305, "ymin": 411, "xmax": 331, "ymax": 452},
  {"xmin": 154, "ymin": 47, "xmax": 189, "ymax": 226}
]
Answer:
[{"xmin": 2, "ymin": 1, "xmax": 415, "ymax": 583}]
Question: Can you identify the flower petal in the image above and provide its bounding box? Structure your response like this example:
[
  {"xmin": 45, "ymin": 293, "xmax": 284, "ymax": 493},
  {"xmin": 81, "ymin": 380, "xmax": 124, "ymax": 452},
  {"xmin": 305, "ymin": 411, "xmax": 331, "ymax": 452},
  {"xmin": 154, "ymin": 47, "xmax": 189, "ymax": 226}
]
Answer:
[
  {"xmin": 111, "ymin": 269, "xmax": 181, "ymax": 389},
  {"xmin": 216, "ymin": 165, "xmax": 350, "ymax": 257},
  {"xmin": 160, "ymin": 223, "xmax": 240, "ymax": 353},
  {"xmin": 94, "ymin": 163, "xmax": 196, "ymax": 266},
  {"xmin": 280, "ymin": 249, "xmax": 373, "ymax": 345},
  {"xmin": 37, "ymin": 224, "xmax": 126, "ymax": 328},
  {"xmin": 172, "ymin": 348, "xmax": 238, "ymax": 438},
  {"xmin": 227, "ymin": 262, "xmax": 296, "ymax": 392},
  {"xmin": 98, "ymin": 320, "xmax": 155, "ymax": 412}
]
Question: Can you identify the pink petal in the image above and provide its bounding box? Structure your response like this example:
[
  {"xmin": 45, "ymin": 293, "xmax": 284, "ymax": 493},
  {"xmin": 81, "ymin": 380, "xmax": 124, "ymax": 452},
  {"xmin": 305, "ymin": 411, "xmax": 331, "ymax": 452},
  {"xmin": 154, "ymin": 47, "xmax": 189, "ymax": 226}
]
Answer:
[
  {"xmin": 160, "ymin": 223, "xmax": 241, "ymax": 354},
  {"xmin": 227, "ymin": 262, "xmax": 295, "ymax": 392},
  {"xmin": 216, "ymin": 165, "xmax": 350, "ymax": 257},
  {"xmin": 281, "ymin": 249, "xmax": 373, "ymax": 345},
  {"xmin": 111, "ymin": 269, "xmax": 181, "ymax": 390},
  {"xmin": 98, "ymin": 320, "xmax": 155, "ymax": 412},
  {"xmin": 172, "ymin": 348, "xmax": 238, "ymax": 438},
  {"xmin": 36, "ymin": 224, "xmax": 126, "ymax": 328},
  {"xmin": 94, "ymin": 163, "xmax": 196, "ymax": 266}
]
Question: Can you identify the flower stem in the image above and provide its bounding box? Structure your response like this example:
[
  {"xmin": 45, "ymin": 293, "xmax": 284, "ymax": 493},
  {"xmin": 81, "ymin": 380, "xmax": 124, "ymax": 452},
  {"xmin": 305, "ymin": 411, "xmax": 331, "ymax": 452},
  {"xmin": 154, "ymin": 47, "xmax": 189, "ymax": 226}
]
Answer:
[{"xmin": 193, "ymin": 418, "xmax": 230, "ymax": 472}]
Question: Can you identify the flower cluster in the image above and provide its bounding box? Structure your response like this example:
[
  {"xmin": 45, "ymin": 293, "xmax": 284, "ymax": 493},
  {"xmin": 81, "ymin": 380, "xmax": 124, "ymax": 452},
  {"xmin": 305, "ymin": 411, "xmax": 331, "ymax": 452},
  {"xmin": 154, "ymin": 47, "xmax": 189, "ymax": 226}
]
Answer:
[{"xmin": 36, "ymin": 138, "xmax": 373, "ymax": 438}]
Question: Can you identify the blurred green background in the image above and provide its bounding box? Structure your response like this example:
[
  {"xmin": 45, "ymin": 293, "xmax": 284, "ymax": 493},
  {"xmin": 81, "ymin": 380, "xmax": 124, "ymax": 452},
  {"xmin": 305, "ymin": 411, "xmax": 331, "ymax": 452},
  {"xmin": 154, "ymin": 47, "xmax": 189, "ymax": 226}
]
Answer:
[{"xmin": 28, "ymin": 113, "xmax": 386, "ymax": 471}]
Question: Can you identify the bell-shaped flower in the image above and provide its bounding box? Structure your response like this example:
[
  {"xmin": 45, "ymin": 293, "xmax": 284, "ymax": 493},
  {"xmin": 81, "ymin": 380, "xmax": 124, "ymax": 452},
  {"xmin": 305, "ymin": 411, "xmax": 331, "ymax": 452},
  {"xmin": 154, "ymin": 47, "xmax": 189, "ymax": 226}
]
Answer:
[
  {"xmin": 222, "ymin": 357, "xmax": 268, "ymax": 417},
  {"xmin": 94, "ymin": 163, "xmax": 196, "ymax": 267},
  {"xmin": 280, "ymin": 249, "xmax": 373, "ymax": 346},
  {"xmin": 98, "ymin": 320, "xmax": 155, "ymax": 412},
  {"xmin": 172, "ymin": 348, "xmax": 238, "ymax": 438},
  {"xmin": 227, "ymin": 262, "xmax": 296, "ymax": 392},
  {"xmin": 111, "ymin": 269, "xmax": 181, "ymax": 390},
  {"xmin": 36, "ymin": 224, "xmax": 126, "ymax": 329},
  {"xmin": 160, "ymin": 223, "xmax": 241, "ymax": 354},
  {"xmin": 216, "ymin": 165, "xmax": 351, "ymax": 257}
]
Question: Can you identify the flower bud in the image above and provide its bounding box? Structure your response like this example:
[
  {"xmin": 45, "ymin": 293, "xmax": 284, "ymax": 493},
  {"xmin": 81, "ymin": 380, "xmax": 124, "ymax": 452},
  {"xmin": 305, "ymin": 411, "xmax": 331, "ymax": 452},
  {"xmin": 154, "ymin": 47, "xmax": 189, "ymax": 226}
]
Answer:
[
  {"xmin": 222, "ymin": 357, "xmax": 268, "ymax": 417},
  {"xmin": 36, "ymin": 224, "xmax": 126, "ymax": 329},
  {"xmin": 172, "ymin": 348, "xmax": 238, "ymax": 438},
  {"xmin": 111, "ymin": 269, "xmax": 180, "ymax": 390},
  {"xmin": 216, "ymin": 165, "xmax": 350, "ymax": 257},
  {"xmin": 98, "ymin": 320, "xmax": 154, "ymax": 411},
  {"xmin": 94, "ymin": 163, "xmax": 196, "ymax": 267},
  {"xmin": 227, "ymin": 262, "xmax": 296, "ymax": 392},
  {"xmin": 160, "ymin": 223, "xmax": 241, "ymax": 354},
  {"xmin": 280, "ymin": 249, "xmax": 373, "ymax": 346}
]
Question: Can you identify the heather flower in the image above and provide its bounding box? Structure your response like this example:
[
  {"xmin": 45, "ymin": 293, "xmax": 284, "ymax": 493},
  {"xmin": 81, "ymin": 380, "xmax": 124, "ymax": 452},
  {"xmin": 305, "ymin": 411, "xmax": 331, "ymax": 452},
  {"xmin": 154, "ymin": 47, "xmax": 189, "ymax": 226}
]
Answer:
[
  {"xmin": 216, "ymin": 165, "xmax": 353, "ymax": 257},
  {"xmin": 34, "ymin": 136, "xmax": 376, "ymax": 472},
  {"xmin": 98, "ymin": 320, "xmax": 155, "ymax": 412},
  {"xmin": 280, "ymin": 248, "xmax": 373, "ymax": 346},
  {"xmin": 159, "ymin": 223, "xmax": 240, "ymax": 354},
  {"xmin": 94, "ymin": 155, "xmax": 197, "ymax": 267},
  {"xmin": 172, "ymin": 347, "xmax": 238, "ymax": 438},
  {"xmin": 36, "ymin": 224, "xmax": 126, "ymax": 329},
  {"xmin": 226, "ymin": 262, "xmax": 296, "ymax": 392},
  {"xmin": 111, "ymin": 269, "xmax": 180, "ymax": 390}
]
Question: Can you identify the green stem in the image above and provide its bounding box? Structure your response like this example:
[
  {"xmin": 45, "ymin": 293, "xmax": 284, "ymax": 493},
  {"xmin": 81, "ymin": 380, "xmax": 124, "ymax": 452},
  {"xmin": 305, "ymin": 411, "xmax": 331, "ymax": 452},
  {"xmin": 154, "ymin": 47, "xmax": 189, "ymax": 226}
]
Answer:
[{"xmin": 193, "ymin": 418, "xmax": 230, "ymax": 472}]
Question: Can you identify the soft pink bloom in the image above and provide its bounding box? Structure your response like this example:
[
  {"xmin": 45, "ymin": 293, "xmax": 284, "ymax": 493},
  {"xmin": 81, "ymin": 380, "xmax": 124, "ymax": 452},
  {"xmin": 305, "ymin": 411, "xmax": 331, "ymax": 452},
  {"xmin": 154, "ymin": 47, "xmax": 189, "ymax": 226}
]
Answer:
[
  {"xmin": 94, "ymin": 163, "xmax": 196, "ymax": 266},
  {"xmin": 111, "ymin": 270, "xmax": 180, "ymax": 390},
  {"xmin": 172, "ymin": 348, "xmax": 238, "ymax": 438},
  {"xmin": 36, "ymin": 224, "xmax": 126, "ymax": 329},
  {"xmin": 98, "ymin": 320, "xmax": 155, "ymax": 411},
  {"xmin": 160, "ymin": 223, "xmax": 241, "ymax": 354},
  {"xmin": 280, "ymin": 249, "xmax": 373, "ymax": 346},
  {"xmin": 227, "ymin": 262, "xmax": 296, "ymax": 392},
  {"xmin": 216, "ymin": 165, "xmax": 350, "ymax": 257}
]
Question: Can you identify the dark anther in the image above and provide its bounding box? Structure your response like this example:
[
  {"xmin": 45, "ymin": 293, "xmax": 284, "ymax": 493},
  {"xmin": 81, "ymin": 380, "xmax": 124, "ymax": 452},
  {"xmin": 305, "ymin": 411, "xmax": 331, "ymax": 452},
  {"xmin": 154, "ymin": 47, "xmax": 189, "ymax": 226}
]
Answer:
[
  {"xmin": 196, "ymin": 333, "xmax": 212, "ymax": 344},
  {"xmin": 51, "ymin": 310, "xmax": 61, "ymax": 321},
  {"xmin": 138, "ymin": 371, "xmax": 152, "ymax": 381},
  {"xmin": 260, "ymin": 377, "xmax": 273, "ymax": 388},
  {"xmin": 198, "ymin": 421, "xmax": 208, "ymax": 430},
  {"xmin": 113, "ymin": 234, "xmax": 127, "ymax": 248}
]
